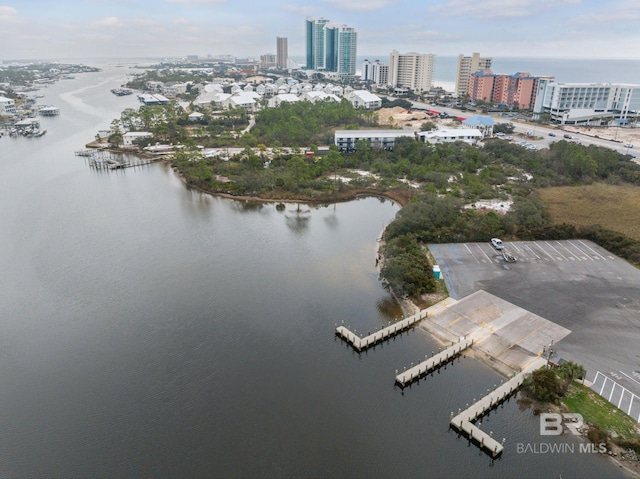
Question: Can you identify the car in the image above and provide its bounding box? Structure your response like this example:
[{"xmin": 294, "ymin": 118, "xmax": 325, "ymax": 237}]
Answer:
[
  {"xmin": 496, "ymin": 132, "xmax": 505, "ymax": 137},
  {"xmin": 548, "ymin": 132, "xmax": 556, "ymax": 137},
  {"xmin": 563, "ymin": 134, "xmax": 572, "ymax": 139},
  {"xmin": 490, "ymin": 238, "xmax": 504, "ymax": 250},
  {"xmin": 624, "ymin": 143, "xmax": 634, "ymax": 148}
]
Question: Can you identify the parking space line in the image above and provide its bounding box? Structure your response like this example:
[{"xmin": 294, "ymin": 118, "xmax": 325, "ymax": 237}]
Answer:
[
  {"xmin": 567, "ymin": 240, "xmax": 591, "ymax": 260},
  {"xmin": 530, "ymin": 242, "xmax": 554, "ymax": 261},
  {"xmin": 544, "ymin": 241, "xmax": 568, "ymax": 261},
  {"xmin": 476, "ymin": 244, "xmax": 493, "ymax": 262},
  {"xmin": 523, "ymin": 243, "xmax": 542, "ymax": 261},
  {"xmin": 620, "ymin": 371, "xmax": 640, "ymax": 388},
  {"xmin": 578, "ymin": 240, "xmax": 607, "ymax": 260},
  {"xmin": 555, "ymin": 241, "xmax": 582, "ymax": 261},
  {"xmin": 464, "ymin": 244, "xmax": 480, "ymax": 264}
]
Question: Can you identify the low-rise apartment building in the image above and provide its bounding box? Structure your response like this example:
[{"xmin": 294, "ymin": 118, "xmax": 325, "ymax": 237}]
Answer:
[{"xmin": 334, "ymin": 129, "xmax": 414, "ymax": 151}]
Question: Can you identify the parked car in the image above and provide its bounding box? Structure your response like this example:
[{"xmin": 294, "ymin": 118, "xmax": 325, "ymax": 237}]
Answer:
[
  {"xmin": 624, "ymin": 143, "xmax": 634, "ymax": 148},
  {"xmin": 548, "ymin": 132, "xmax": 556, "ymax": 137},
  {"xmin": 490, "ymin": 238, "xmax": 504, "ymax": 250}
]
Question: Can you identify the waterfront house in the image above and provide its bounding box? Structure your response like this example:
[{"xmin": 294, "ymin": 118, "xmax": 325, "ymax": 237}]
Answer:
[
  {"xmin": 123, "ymin": 131, "xmax": 153, "ymax": 148},
  {"xmin": 0, "ymin": 95, "xmax": 17, "ymax": 115}
]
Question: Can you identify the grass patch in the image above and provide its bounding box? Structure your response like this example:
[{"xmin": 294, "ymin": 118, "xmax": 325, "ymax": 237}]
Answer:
[
  {"xmin": 539, "ymin": 183, "xmax": 640, "ymax": 241},
  {"xmin": 563, "ymin": 381, "xmax": 640, "ymax": 439}
]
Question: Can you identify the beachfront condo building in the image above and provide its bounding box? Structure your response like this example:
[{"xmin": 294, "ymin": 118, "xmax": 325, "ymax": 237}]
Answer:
[
  {"xmin": 362, "ymin": 59, "xmax": 389, "ymax": 85},
  {"xmin": 455, "ymin": 52, "xmax": 492, "ymax": 96},
  {"xmin": 533, "ymin": 82, "xmax": 640, "ymax": 125},
  {"xmin": 469, "ymin": 70, "xmax": 552, "ymax": 110},
  {"xmin": 306, "ymin": 17, "xmax": 357, "ymax": 77},
  {"xmin": 276, "ymin": 37, "xmax": 288, "ymax": 69},
  {"xmin": 388, "ymin": 50, "xmax": 435, "ymax": 93}
]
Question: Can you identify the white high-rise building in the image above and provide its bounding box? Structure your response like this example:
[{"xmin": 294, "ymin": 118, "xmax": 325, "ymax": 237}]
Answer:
[
  {"xmin": 455, "ymin": 52, "xmax": 492, "ymax": 96},
  {"xmin": 534, "ymin": 82, "xmax": 640, "ymax": 124},
  {"xmin": 388, "ymin": 50, "xmax": 435, "ymax": 92},
  {"xmin": 362, "ymin": 59, "xmax": 388, "ymax": 85}
]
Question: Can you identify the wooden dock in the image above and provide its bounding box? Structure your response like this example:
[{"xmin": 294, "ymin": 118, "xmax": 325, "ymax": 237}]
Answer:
[
  {"xmin": 335, "ymin": 310, "xmax": 428, "ymax": 352},
  {"xmin": 335, "ymin": 299, "xmax": 454, "ymax": 352},
  {"xmin": 450, "ymin": 357, "xmax": 546, "ymax": 457},
  {"xmin": 395, "ymin": 337, "xmax": 473, "ymax": 387}
]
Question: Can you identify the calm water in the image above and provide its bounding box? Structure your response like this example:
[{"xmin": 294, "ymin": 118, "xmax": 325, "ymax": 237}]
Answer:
[{"xmin": 0, "ymin": 65, "xmax": 628, "ymax": 478}]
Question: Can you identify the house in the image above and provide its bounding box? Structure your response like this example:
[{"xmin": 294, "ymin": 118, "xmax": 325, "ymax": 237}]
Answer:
[
  {"xmin": 299, "ymin": 91, "xmax": 340, "ymax": 103},
  {"xmin": 346, "ymin": 90, "xmax": 381, "ymax": 110},
  {"xmin": 0, "ymin": 96, "xmax": 17, "ymax": 115},
  {"xmin": 194, "ymin": 91, "xmax": 231, "ymax": 108},
  {"xmin": 268, "ymin": 93, "xmax": 300, "ymax": 108},
  {"xmin": 418, "ymin": 128, "xmax": 483, "ymax": 145},
  {"xmin": 123, "ymin": 131, "xmax": 153, "ymax": 148},
  {"xmin": 163, "ymin": 82, "xmax": 189, "ymax": 96},
  {"xmin": 225, "ymin": 93, "xmax": 256, "ymax": 111},
  {"xmin": 462, "ymin": 115, "xmax": 495, "ymax": 138},
  {"xmin": 138, "ymin": 93, "xmax": 171, "ymax": 105},
  {"xmin": 188, "ymin": 112, "xmax": 205, "ymax": 121}
]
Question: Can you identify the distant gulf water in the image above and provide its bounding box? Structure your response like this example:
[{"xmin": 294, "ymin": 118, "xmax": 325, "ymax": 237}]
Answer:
[{"xmin": 291, "ymin": 55, "xmax": 640, "ymax": 86}]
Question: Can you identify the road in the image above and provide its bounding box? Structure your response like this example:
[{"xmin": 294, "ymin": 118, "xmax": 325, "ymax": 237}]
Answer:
[{"xmin": 409, "ymin": 100, "xmax": 638, "ymax": 161}]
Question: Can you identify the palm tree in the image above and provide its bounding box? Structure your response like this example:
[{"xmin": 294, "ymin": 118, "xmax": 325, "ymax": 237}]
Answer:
[{"xmin": 558, "ymin": 361, "xmax": 586, "ymax": 383}]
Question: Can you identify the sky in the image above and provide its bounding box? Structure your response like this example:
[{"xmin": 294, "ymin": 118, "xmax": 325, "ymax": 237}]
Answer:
[{"xmin": 1, "ymin": 0, "xmax": 640, "ymax": 61}]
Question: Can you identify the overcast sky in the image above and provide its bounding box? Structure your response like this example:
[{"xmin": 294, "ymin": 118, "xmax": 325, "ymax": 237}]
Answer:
[{"xmin": 2, "ymin": 0, "xmax": 640, "ymax": 61}]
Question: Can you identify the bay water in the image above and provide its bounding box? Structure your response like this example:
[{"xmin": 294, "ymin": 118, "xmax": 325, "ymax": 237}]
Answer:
[{"xmin": 0, "ymin": 64, "xmax": 628, "ymax": 478}]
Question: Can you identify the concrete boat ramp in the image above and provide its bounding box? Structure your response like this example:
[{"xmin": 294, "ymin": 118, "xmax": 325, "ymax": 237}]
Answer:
[{"xmin": 335, "ymin": 290, "xmax": 571, "ymax": 458}]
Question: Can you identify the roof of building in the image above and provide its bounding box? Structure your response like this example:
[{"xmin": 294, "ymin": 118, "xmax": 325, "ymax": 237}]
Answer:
[
  {"xmin": 348, "ymin": 90, "xmax": 381, "ymax": 102},
  {"xmin": 124, "ymin": 131, "xmax": 153, "ymax": 137},
  {"xmin": 335, "ymin": 129, "xmax": 415, "ymax": 139},
  {"xmin": 418, "ymin": 128, "xmax": 483, "ymax": 139},
  {"xmin": 463, "ymin": 115, "xmax": 495, "ymax": 127},
  {"xmin": 273, "ymin": 93, "xmax": 300, "ymax": 102}
]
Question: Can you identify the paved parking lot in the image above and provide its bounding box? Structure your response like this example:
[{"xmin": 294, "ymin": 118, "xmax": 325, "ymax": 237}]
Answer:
[{"xmin": 429, "ymin": 240, "xmax": 640, "ymax": 400}]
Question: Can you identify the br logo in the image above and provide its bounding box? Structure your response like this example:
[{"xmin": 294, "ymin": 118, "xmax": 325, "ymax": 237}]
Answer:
[{"xmin": 540, "ymin": 413, "xmax": 583, "ymax": 435}]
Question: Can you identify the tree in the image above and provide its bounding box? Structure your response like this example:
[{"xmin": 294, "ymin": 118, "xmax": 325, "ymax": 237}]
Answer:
[
  {"xmin": 420, "ymin": 121, "xmax": 437, "ymax": 131},
  {"xmin": 558, "ymin": 361, "xmax": 586, "ymax": 383},
  {"xmin": 494, "ymin": 122, "xmax": 515, "ymax": 134},
  {"xmin": 287, "ymin": 155, "xmax": 310, "ymax": 189},
  {"xmin": 108, "ymin": 119, "xmax": 123, "ymax": 146},
  {"xmin": 528, "ymin": 368, "xmax": 563, "ymax": 402}
]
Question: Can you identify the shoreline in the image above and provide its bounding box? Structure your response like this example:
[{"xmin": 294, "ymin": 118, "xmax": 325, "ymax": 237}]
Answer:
[
  {"xmin": 86, "ymin": 141, "xmax": 413, "ymax": 207},
  {"xmin": 518, "ymin": 389, "xmax": 640, "ymax": 479}
]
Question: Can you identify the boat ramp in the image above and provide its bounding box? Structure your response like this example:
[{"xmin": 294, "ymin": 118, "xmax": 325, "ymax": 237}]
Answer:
[{"xmin": 335, "ymin": 290, "xmax": 572, "ymax": 459}]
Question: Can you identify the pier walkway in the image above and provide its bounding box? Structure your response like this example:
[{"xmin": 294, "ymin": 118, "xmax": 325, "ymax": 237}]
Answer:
[
  {"xmin": 395, "ymin": 337, "xmax": 473, "ymax": 387},
  {"xmin": 335, "ymin": 299, "xmax": 454, "ymax": 352},
  {"xmin": 450, "ymin": 357, "xmax": 546, "ymax": 457}
]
